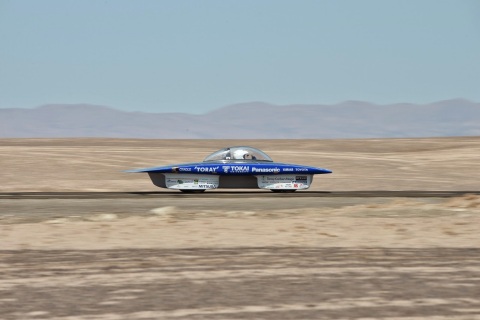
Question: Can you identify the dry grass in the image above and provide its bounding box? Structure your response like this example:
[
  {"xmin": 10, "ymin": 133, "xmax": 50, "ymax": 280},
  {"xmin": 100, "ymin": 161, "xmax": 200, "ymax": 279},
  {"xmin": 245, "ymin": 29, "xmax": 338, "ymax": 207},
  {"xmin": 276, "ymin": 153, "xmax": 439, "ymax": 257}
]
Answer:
[{"xmin": 445, "ymin": 194, "xmax": 480, "ymax": 208}]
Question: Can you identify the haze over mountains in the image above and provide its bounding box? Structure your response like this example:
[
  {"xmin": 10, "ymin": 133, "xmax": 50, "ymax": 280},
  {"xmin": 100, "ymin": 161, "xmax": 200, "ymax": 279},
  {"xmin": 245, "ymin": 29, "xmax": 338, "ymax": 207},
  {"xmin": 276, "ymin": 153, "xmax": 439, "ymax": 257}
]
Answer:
[{"xmin": 1, "ymin": 99, "xmax": 479, "ymax": 139}]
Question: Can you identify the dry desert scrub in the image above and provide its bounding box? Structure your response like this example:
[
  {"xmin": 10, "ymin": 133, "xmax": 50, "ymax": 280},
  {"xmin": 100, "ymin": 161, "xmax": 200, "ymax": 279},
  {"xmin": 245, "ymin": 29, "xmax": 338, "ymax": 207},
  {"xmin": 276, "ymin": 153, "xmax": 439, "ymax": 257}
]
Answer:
[{"xmin": 445, "ymin": 194, "xmax": 480, "ymax": 209}]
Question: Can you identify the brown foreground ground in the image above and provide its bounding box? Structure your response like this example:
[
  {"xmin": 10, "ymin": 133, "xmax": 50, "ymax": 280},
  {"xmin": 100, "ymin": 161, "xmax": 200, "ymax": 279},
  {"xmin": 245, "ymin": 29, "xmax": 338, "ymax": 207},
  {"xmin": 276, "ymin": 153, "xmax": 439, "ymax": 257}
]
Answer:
[{"xmin": 1, "ymin": 137, "xmax": 480, "ymax": 319}]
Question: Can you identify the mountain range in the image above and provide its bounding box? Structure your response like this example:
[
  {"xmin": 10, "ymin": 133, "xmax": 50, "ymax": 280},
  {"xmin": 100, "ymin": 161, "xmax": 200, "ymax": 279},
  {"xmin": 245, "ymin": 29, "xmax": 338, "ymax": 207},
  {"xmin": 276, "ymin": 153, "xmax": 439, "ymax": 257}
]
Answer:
[{"xmin": 1, "ymin": 99, "xmax": 479, "ymax": 138}]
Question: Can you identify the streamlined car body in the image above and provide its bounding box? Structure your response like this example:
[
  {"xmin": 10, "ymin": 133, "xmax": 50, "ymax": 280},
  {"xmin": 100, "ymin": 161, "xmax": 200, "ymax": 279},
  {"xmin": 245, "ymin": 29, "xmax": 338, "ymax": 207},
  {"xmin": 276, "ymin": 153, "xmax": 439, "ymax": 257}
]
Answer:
[{"xmin": 127, "ymin": 146, "xmax": 332, "ymax": 192}]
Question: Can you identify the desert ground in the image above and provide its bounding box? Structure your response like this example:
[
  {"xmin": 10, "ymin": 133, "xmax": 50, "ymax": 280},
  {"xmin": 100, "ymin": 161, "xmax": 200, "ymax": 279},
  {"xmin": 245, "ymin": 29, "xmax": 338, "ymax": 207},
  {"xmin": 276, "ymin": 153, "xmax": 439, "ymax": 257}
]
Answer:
[
  {"xmin": 1, "ymin": 137, "xmax": 480, "ymax": 319},
  {"xmin": 2, "ymin": 137, "xmax": 480, "ymax": 192}
]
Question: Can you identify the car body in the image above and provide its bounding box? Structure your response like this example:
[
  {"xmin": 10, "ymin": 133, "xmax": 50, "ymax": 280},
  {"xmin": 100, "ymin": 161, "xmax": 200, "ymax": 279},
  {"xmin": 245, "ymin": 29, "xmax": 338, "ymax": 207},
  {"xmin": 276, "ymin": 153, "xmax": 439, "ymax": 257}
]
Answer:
[{"xmin": 127, "ymin": 146, "xmax": 332, "ymax": 192}]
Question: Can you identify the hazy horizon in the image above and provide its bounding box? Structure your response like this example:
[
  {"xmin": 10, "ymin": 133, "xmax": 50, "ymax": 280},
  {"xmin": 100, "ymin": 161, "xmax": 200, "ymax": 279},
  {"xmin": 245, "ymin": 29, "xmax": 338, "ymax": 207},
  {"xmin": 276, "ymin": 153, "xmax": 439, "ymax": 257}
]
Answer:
[
  {"xmin": 2, "ymin": 97, "xmax": 479, "ymax": 115},
  {"xmin": 2, "ymin": 99, "xmax": 479, "ymax": 139},
  {"xmin": 1, "ymin": 1, "xmax": 479, "ymax": 113}
]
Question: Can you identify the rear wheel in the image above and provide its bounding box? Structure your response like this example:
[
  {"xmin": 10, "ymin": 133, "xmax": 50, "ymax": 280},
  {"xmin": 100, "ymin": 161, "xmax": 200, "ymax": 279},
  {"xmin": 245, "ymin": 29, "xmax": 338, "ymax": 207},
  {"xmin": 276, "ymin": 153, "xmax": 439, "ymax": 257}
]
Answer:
[
  {"xmin": 270, "ymin": 189, "xmax": 297, "ymax": 193},
  {"xmin": 179, "ymin": 189, "xmax": 206, "ymax": 193}
]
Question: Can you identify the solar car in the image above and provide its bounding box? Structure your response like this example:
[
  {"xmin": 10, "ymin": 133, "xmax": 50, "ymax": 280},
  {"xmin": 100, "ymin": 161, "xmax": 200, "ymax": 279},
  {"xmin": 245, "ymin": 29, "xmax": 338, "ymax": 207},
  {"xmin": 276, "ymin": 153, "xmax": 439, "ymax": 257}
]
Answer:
[{"xmin": 127, "ymin": 146, "xmax": 332, "ymax": 192}]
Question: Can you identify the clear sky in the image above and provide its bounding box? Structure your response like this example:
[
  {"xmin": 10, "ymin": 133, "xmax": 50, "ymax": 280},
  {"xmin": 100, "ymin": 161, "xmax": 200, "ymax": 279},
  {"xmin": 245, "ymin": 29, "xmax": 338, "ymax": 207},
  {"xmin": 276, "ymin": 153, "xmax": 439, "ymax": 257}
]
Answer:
[{"xmin": 1, "ymin": 0, "xmax": 479, "ymax": 114}]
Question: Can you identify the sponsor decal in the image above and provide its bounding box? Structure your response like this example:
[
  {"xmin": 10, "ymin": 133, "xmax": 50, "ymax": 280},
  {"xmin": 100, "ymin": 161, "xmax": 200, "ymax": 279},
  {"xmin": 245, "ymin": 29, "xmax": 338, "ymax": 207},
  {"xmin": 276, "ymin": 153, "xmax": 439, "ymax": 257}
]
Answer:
[
  {"xmin": 261, "ymin": 176, "xmax": 295, "ymax": 182},
  {"xmin": 295, "ymin": 168, "xmax": 308, "ymax": 172},
  {"xmin": 178, "ymin": 167, "xmax": 192, "ymax": 172},
  {"xmin": 257, "ymin": 174, "xmax": 309, "ymax": 190},
  {"xmin": 252, "ymin": 167, "xmax": 280, "ymax": 173},
  {"xmin": 282, "ymin": 168, "xmax": 294, "ymax": 172},
  {"xmin": 223, "ymin": 165, "xmax": 249, "ymax": 173},
  {"xmin": 199, "ymin": 184, "xmax": 215, "ymax": 188},
  {"xmin": 194, "ymin": 166, "xmax": 219, "ymax": 173},
  {"xmin": 165, "ymin": 174, "xmax": 219, "ymax": 189}
]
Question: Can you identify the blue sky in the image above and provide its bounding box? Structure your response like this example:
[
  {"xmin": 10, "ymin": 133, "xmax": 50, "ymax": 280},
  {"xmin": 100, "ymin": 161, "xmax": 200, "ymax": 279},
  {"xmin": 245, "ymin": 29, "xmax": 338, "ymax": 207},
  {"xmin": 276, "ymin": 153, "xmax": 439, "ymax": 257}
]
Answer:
[{"xmin": 1, "ymin": 0, "xmax": 479, "ymax": 113}]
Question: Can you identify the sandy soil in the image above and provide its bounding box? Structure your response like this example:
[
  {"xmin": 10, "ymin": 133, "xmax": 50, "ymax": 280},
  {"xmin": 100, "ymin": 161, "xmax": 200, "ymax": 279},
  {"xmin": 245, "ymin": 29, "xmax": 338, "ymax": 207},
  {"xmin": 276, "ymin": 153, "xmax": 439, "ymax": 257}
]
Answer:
[{"xmin": 1, "ymin": 195, "xmax": 480, "ymax": 250}]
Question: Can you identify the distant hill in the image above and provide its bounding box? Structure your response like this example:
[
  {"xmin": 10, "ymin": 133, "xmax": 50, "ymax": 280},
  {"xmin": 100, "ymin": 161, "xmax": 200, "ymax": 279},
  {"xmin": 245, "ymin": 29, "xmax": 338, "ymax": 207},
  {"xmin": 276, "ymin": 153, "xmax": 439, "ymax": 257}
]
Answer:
[{"xmin": 1, "ymin": 99, "xmax": 479, "ymax": 138}]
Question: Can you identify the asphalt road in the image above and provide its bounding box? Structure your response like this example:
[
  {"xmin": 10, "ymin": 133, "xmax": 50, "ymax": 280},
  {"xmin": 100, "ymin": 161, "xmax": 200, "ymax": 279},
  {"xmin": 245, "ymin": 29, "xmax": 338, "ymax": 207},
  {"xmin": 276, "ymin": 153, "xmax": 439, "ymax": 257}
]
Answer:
[{"xmin": 1, "ymin": 190, "xmax": 479, "ymax": 199}]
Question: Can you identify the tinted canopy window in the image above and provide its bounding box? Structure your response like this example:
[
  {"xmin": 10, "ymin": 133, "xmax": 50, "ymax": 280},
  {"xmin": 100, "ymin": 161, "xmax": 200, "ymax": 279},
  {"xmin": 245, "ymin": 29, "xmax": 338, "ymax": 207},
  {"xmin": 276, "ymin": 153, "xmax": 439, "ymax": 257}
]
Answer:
[{"xmin": 203, "ymin": 146, "xmax": 273, "ymax": 162}]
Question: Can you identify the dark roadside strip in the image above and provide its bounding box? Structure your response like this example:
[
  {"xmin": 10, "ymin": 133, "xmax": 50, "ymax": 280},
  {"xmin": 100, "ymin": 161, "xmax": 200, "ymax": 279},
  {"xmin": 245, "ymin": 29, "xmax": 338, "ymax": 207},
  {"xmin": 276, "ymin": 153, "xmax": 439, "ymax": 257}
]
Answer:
[{"xmin": 0, "ymin": 191, "xmax": 479, "ymax": 199}]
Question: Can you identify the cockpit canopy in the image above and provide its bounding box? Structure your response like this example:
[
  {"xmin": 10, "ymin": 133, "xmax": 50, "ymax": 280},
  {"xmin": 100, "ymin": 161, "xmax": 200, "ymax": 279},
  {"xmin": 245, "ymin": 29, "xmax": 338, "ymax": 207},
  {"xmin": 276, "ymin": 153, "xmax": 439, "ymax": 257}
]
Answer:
[{"xmin": 203, "ymin": 146, "xmax": 273, "ymax": 162}]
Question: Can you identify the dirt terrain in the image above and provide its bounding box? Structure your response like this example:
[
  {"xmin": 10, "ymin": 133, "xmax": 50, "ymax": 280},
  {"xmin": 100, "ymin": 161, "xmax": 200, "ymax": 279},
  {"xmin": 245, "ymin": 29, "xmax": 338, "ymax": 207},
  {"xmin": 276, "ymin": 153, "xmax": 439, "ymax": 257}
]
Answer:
[
  {"xmin": 1, "ymin": 137, "xmax": 480, "ymax": 192},
  {"xmin": 1, "ymin": 137, "xmax": 480, "ymax": 319}
]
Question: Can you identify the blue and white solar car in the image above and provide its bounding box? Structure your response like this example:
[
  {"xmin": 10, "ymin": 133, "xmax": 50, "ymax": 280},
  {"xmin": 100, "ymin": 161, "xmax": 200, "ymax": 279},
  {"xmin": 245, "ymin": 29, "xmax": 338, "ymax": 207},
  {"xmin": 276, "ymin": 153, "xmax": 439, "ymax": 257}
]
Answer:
[{"xmin": 127, "ymin": 146, "xmax": 332, "ymax": 192}]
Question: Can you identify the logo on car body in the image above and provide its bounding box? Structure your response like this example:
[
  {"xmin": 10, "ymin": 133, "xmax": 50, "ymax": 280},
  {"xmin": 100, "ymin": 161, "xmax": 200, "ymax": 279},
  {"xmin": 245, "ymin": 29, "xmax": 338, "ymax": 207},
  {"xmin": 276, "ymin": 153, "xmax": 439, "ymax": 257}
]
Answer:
[
  {"xmin": 222, "ymin": 165, "xmax": 249, "ymax": 173},
  {"xmin": 252, "ymin": 167, "xmax": 280, "ymax": 173},
  {"xmin": 194, "ymin": 166, "xmax": 219, "ymax": 173}
]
